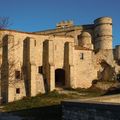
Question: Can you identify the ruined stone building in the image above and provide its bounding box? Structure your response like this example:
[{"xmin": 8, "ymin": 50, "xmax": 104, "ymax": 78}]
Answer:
[{"xmin": 0, "ymin": 16, "xmax": 120, "ymax": 103}]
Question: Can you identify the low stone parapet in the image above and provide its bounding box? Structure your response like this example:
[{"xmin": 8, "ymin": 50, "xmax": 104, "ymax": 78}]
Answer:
[{"xmin": 62, "ymin": 96, "xmax": 120, "ymax": 120}]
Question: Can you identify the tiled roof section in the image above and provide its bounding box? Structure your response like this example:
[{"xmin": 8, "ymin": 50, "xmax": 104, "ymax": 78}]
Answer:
[
  {"xmin": 0, "ymin": 24, "xmax": 94, "ymax": 36},
  {"xmin": 0, "ymin": 29, "xmax": 73, "ymax": 38},
  {"xmin": 75, "ymin": 45, "xmax": 92, "ymax": 51},
  {"xmin": 33, "ymin": 24, "xmax": 94, "ymax": 35},
  {"xmin": 0, "ymin": 29, "xmax": 32, "ymax": 34}
]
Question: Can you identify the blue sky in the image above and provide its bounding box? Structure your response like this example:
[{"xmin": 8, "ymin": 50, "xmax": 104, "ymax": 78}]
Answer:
[{"xmin": 0, "ymin": 0, "xmax": 120, "ymax": 47}]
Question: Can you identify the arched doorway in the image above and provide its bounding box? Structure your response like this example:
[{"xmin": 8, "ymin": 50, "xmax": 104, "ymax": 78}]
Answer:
[{"xmin": 55, "ymin": 69, "xmax": 65, "ymax": 87}]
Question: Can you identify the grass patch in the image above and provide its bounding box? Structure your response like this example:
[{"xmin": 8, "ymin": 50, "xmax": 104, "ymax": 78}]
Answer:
[
  {"xmin": 1, "ymin": 89, "xmax": 106, "ymax": 120},
  {"xmin": 3, "ymin": 91, "xmax": 76, "ymax": 112},
  {"xmin": 3, "ymin": 89, "xmax": 104, "ymax": 112}
]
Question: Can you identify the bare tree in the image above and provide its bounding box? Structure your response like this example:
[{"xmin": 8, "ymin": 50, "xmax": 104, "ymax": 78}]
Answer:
[{"xmin": 0, "ymin": 17, "xmax": 11, "ymax": 29}]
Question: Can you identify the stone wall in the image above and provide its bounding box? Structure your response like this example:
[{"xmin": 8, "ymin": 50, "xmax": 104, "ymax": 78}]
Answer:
[
  {"xmin": 62, "ymin": 100, "xmax": 120, "ymax": 120},
  {"xmin": 93, "ymin": 49, "xmax": 115, "ymax": 70},
  {"xmin": 0, "ymin": 30, "xmax": 74, "ymax": 102},
  {"xmin": 0, "ymin": 16, "xmax": 119, "ymax": 103},
  {"xmin": 74, "ymin": 49, "xmax": 97, "ymax": 88}
]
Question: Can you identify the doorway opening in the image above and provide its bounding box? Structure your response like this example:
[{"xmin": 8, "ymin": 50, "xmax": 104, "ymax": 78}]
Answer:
[{"xmin": 55, "ymin": 69, "xmax": 65, "ymax": 87}]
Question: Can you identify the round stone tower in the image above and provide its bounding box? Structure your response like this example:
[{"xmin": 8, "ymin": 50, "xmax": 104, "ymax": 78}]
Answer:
[
  {"xmin": 78, "ymin": 32, "xmax": 93, "ymax": 49},
  {"xmin": 94, "ymin": 17, "xmax": 112, "ymax": 50},
  {"xmin": 80, "ymin": 32, "xmax": 91, "ymax": 44}
]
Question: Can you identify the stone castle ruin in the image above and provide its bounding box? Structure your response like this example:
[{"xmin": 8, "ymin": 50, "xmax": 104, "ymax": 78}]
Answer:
[{"xmin": 0, "ymin": 16, "xmax": 120, "ymax": 103}]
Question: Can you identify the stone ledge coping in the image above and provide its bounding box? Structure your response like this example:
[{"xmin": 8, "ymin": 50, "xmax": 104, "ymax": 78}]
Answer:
[
  {"xmin": 62, "ymin": 100, "xmax": 120, "ymax": 111},
  {"xmin": 62, "ymin": 94, "xmax": 120, "ymax": 105}
]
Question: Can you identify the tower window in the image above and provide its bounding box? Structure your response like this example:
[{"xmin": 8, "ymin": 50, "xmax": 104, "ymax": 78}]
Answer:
[
  {"xmin": 55, "ymin": 45, "xmax": 57, "ymax": 50},
  {"xmin": 38, "ymin": 66, "xmax": 43, "ymax": 74},
  {"xmin": 16, "ymin": 88, "xmax": 20, "ymax": 94},
  {"xmin": 80, "ymin": 53, "xmax": 84, "ymax": 60},
  {"xmin": 15, "ymin": 71, "xmax": 21, "ymax": 79},
  {"xmin": 34, "ymin": 40, "xmax": 36, "ymax": 46},
  {"xmin": 77, "ymin": 35, "xmax": 80, "ymax": 40}
]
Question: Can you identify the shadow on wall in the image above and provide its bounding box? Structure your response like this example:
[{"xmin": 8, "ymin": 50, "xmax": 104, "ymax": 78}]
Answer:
[
  {"xmin": 43, "ymin": 40, "xmax": 50, "ymax": 92},
  {"xmin": 1, "ymin": 35, "xmax": 19, "ymax": 103},
  {"xmin": 1, "ymin": 35, "xmax": 9, "ymax": 103},
  {"xmin": 23, "ymin": 37, "xmax": 30, "ymax": 97}
]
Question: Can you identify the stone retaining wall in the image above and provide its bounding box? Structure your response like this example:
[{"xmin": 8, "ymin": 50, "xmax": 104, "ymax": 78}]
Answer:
[{"xmin": 62, "ymin": 100, "xmax": 120, "ymax": 120}]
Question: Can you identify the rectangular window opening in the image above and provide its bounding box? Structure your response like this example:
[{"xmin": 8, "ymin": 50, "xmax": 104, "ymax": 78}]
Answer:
[
  {"xmin": 34, "ymin": 40, "xmax": 36, "ymax": 46},
  {"xmin": 55, "ymin": 45, "xmax": 57, "ymax": 50},
  {"xmin": 80, "ymin": 53, "xmax": 84, "ymax": 60},
  {"xmin": 15, "ymin": 71, "xmax": 21, "ymax": 79},
  {"xmin": 16, "ymin": 88, "xmax": 20, "ymax": 94},
  {"xmin": 38, "ymin": 66, "xmax": 43, "ymax": 74}
]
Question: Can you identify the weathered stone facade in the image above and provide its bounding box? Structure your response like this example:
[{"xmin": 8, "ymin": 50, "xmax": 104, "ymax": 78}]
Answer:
[{"xmin": 0, "ymin": 16, "xmax": 120, "ymax": 103}]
